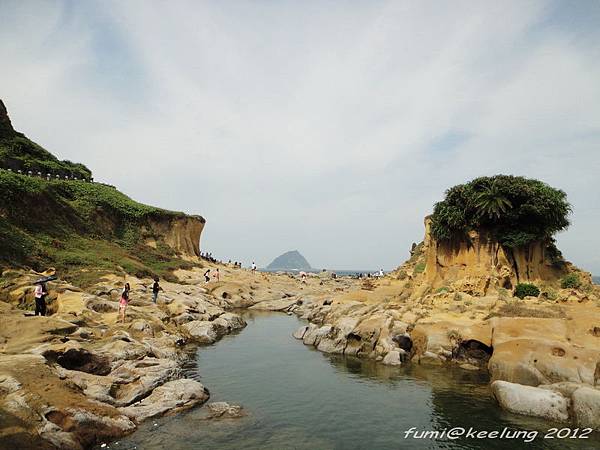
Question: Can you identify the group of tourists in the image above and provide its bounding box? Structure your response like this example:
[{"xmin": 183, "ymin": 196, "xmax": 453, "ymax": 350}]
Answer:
[
  {"xmin": 203, "ymin": 268, "xmax": 221, "ymax": 283},
  {"xmin": 200, "ymin": 252, "xmax": 221, "ymax": 264},
  {"xmin": 31, "ymin": 276, "xmax": 163, "ymax": 324},
  {"xmin": 118, "ymin": 277, "xmax": 162, "ymax": 322},
  {"xmin": 31, "ymin": 256, "xmax": 260, "ymax": 322}
]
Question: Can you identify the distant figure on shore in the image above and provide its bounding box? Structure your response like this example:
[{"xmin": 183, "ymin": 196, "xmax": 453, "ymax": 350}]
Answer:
[
  {"xmin": 204, "ymin": 269, "xmax": 211, "ymax": 283},
  {"xmin": 300, "ymin": 271, "xmax": 307, "ymax": 284},
  {"xmin": 251, "ymin": 261, "xmax": 257, "ymax": 274},
  {"xmin": 214, "ymin": 268, "xmax": 220, "ymax": 282},
  {"xmin": 34, "ymin": 282, "xmax": 48, "ymax": 316},
  {"xmin": 379, "ymin": 269, "xmax": 384, "ymax": 277},
  {"xmin": 152, "ymin": 277, "xmax": 161, "ymax": 303},
  {"xmin": 119, "ymin": 283, "xmax": 130, "ymax": 323}
]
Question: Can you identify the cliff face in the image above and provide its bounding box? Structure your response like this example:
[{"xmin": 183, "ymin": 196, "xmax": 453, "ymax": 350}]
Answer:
[
  {"xmin": 406, "ymin": 217, "xmax": 581, "ymax": 296},
  {"xmin": 0, "ymin": 101, "xmax": 204, "ymax": 280},
  {"xmin": 147, "ymin": 215, "xmax": 205, "ymax": 258}
]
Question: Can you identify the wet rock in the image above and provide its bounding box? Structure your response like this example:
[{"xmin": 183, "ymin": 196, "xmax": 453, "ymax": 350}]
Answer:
[
  {"xmin": 382, "ymin": 351, "xmax": 402, "ymax": 366},
  {"xmin": 491, "ymin": 380, "xmax": 569, "ymax": 422},
  {"xmin": 303, "ymin": 325, "xmax": 332, "ymax": 347},
  {"xmin": 203, "ymin": 402, "xmax": 245, "ymax": 419},
  {"xmin": 213, "ymin": 313, "xmax": 246, "ymax": 332},
  {"xmin": 248, "ymin": 298, "xmax": 298, "ymax": 311},
  {"xmin": 571, "ymin": 386, "xmax": 600, "ymax": 429},
  {"xmin": 183, "ymin": 321, "xmax": 219, "ymax": 344},
  {"xmin": 293, "ymin": 325, "xmax": 309, "ymax": 340},
  {"xmin": 109, "ymin": 357, "xmax": 180, "ymax": 406},
  {"xmin": 119, "ymin": 379, "xmax": 209, "ymax": 422},
  {"xmin": 417, "ymin": 351, "xmax": 444, "ymax": 366}
]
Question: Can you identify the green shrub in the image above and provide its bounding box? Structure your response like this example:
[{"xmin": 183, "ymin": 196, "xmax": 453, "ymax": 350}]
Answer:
[
  {"xmin": 560, "ymin": 273, "xmax": 581, "ymax": 289},
  {"xmin": 435, "ymin": 287, "xmax": 449, "ymax": 294},
  {"xmin": 430, "ymin": 175, "xmax": 571, "ymax": 247},
  {"xmin": 414, "ymin": 262, "xmax": 426, "ymax": 273},
  {"xmin": 541, "ymin": 288, "xmax": 558, "ymax": 301},
  {"xmin": 514, "ymin": 283, "xmax": 540, "ymax": 299}
]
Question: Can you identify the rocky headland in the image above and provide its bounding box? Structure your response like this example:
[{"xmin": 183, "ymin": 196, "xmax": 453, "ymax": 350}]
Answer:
[{"xmin": 290, "ymin": 214, "xmax": 600, "ymax": 429}]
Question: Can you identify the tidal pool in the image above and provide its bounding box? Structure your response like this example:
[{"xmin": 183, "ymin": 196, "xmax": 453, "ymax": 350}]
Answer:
[{"xmin": 109, "ymin": 311, "xmax": 599, "ymax": 449}]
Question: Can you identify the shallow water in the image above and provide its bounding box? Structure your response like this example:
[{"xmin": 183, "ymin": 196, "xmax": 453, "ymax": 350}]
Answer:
[{"xmin": 109, "ymin": 311, "xmax": 600, "ymax": 449}]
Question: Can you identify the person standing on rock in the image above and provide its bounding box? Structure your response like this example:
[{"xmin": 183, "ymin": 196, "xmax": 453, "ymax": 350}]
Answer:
[
  {"xmin": 119, "ymin": 283, "xmax": 130, "ymax": 323},
  {"xmin": 204, "ymin": 269, "xmax": 211, "ymax": 284},
  {"xmin": 34, "ymin": 282, "xmax": 48, "ymax": 316},
  {"xmin": 251, "ymin": 261, "xmax": 257, "ymax": 275},
  {"xmin": 152, "ymin": 277, "xmax": 161, "ymax": 303},
  {"xmin": 213, "ymin": 268, "xmax": 220, "ymax": 282}
]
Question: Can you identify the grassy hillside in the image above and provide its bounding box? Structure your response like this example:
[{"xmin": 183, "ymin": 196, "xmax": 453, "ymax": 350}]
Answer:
[{"xmin": 0, "ymin": 170, "xmax": 197, "ymax": 285}]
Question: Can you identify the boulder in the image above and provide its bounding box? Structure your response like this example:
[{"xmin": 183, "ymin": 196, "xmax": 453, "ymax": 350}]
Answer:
[
  {"xmin": 303, "ymin": 325, "xmax": 332, "ymax": 347},
  {"xmin": 292, "ymin": 325, "xmax": 309, "ymax": 340},
  {"xmin": 119, "ymin": 379, "xmax": 209, "ymax": 422},
  {"xmin": 213, "ymin": 313, "xmax": 246, "ymax": 332},
  {"xmin": 491, "ymin": 380, "xmax": 569, "ymax": 422},
  {"xmin": 183, "ymin": 321, "xmax": 218, "ymax": 344},
  {"xmin": 382, "ymin": 351, "xmax": 402, "ymax": 366},
  {"xmin": 203, "ymin": 402, "xmax": 245, "ymax": 419},
  {"xmin": 571, "ymin": 386, "xmax": 600, "ymax": 430}
]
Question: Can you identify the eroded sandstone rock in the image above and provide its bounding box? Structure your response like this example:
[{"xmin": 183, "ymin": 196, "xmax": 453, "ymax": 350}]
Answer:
[{"xmin": 491, "ymin": 380, "xmax": 569, "ymax": 422}]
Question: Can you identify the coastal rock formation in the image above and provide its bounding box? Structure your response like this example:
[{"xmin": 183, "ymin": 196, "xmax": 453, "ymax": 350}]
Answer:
[
  {"xmin": 147, "ymin": 215, "xmax": 205, "ymax": 258},
  {"xmin": 419, "ymin": 217, "xmax": 578, "ymax": 295},
  {"xmin": 203, "ymin": 402, "xmax": 246, "ymax": 420},
  {"xmin": 286, "ymin": 213, "xmax": 600, "ymax": 428},
  {"xmin": 491, "ymin": 380, "xmax": 569, "ymax": 422},
  {"xmin": 0, "ymin": 269, "xmax": 247, "ymax": 449},
  {"xmin": 119, "ymin": 379, "xmax": 209, "ymax": 422}
]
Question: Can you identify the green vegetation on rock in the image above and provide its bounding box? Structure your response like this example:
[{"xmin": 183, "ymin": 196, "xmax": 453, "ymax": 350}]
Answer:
[
  {"xmin": 0, "ymin": 170, "xmax": 193, "ymax": 284},
  {"xmin": 514, "ymin": 283, "xmax": 540, "ymax": 299},
  {"xmin": 560, "ymin": 273, "xmax": 581, "ymax": 289},
  {"xmin": 430, "ymin": 175, "xmax": 571, "ymax": 248}
]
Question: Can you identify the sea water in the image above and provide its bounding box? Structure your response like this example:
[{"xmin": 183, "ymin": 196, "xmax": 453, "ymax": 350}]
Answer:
[{"xmin": 107, "ymin": 311, "xmax": 600, "ymax": 449}]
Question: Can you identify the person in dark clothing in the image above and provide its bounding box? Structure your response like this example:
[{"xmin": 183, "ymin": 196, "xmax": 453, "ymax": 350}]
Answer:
[
  {"xmin": 204, "ymin": 269, "xmax": 211, "ymax": 283},
  {"xmin": 34, "ymin": 282, "xmax": 47, "ymax": 316},
  {"xmin": 152, "ymin": 278, "xmax": 160, "ymax": 303}
]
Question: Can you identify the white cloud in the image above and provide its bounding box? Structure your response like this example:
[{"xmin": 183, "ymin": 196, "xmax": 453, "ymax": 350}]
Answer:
[{"xmin": 1, "ymin": 0, "xmax": 599, "ymax": 271}]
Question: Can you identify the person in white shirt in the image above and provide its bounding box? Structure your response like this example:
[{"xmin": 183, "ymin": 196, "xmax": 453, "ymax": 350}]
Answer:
[{"xmin": 34, "ymin": 282, "xmax": 48, "ymax": 316}]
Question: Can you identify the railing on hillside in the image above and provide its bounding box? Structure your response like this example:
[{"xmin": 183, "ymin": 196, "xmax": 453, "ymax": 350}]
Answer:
[{"xmin": 0, "ymin": 167, "xmax": 116, "ymax": 189}]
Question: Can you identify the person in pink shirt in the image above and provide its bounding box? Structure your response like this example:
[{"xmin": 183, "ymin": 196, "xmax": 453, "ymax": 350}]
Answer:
[{"xmin": 119, "ymin": 283, "xmax": 130, "ymax": 323}]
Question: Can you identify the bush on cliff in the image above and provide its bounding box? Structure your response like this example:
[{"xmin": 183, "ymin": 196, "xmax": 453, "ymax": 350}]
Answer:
[
  {"xmin": 514, "ymin": 283, "xmax": 540, "ymax": 299},
  {"xmin": 560, "ymin": 273, "xmax": 581, "ymax": 289},
  {"xmin": 430, "ymin": 175, "xmax": 571, "ymax": 247}
]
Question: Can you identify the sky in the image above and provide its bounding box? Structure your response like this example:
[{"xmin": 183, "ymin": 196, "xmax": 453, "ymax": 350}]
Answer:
[{"xmin": 1, "ymin": 0, "xmax": 599, "ymax": 272}]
